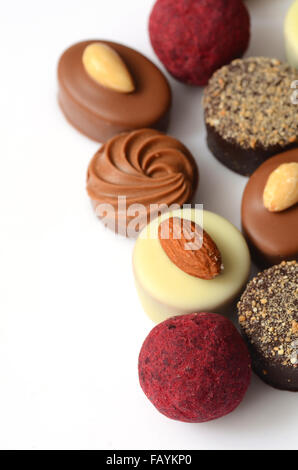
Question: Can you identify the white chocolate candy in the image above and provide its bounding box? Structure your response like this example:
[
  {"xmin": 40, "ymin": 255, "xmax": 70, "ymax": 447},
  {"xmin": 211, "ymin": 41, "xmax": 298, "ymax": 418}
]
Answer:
[
  {"xmin": 133, "ymin": 209, "xmax": 251, "ymax": 323},
  {"xmin": 285, "ymin": 1, "xmax": 298, "ymax": 69}
]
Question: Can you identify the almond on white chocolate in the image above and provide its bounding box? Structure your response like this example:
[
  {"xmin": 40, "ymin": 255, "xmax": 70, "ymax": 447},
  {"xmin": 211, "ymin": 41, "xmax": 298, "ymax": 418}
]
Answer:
[{"xmin": 133, "ymin": 209, "xmax": 250, "ymax": 323}]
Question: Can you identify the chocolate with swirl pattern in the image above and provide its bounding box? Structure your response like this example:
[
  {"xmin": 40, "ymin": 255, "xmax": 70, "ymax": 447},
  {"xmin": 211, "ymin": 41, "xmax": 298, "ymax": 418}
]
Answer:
[{"xmin": 86, "ymin": 129, "xmax": 198, "ymax": 236}]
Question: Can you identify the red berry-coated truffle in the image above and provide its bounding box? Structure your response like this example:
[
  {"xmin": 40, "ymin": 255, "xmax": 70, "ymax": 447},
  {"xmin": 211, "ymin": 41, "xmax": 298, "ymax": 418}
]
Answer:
[
  {"xmin": 139, "ymin": 313, "xmax": 251, "ymax": 423},
  {"xmin": 149, "ymin": 0, "xmax": 250, "ymax": 86}
]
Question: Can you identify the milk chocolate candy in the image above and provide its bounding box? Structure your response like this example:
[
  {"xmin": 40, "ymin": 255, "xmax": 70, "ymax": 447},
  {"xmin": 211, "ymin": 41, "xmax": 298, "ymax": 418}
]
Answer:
[{"xmin": 58, "ymin": 41, "xmax": 172, "ymax": 142}]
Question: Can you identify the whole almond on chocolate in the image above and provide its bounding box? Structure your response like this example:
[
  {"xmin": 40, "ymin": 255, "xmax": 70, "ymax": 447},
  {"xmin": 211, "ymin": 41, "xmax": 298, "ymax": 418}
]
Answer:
[
  {"xmin": 82, "ymin": 42, "xmax": 135, "ymax": 93},
  {"xmin": 158, "ymin": 217, "xmax": 222, "ymax": 280},
  {"xmin": 263, "ymin": 162, "xmax": 298, "ymax": 212}
]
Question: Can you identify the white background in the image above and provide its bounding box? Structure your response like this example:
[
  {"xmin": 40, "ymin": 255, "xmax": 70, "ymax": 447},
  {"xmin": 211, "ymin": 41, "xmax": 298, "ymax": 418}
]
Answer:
[{"xmin": 0, "ymin": 0, "xmax": 296, "ymax": 450}]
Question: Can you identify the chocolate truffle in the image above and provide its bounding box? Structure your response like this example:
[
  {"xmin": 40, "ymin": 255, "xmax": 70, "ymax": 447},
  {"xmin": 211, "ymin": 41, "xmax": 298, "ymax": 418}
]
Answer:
[
  {"xmin": 58, "ymin": 41, "xmax": 172, "ymax": 142},
  {"xmin": 139, "ymin": 313, "xmax": 251, "ymax": 423},
  {"xmin": 133, "ymin": 208, "xmax": 250, "ymax": 322},
  {"xmin": 242, "ymin": 149, "xmax": 298, "ymax": 268},
  {"xmin": 149, "ymin": 0, "xmax": 250, "ymax": 86},
  {"xmin": 238, "ymin": 261, "xmax": 298, "ymax": 391},
  {"xmin": 86, "ymin": 129, "xmax": 198, "ymax": 237},
  {"xmin": 204, "ymin": 58, "xmax": 298, "ymax": 175}
]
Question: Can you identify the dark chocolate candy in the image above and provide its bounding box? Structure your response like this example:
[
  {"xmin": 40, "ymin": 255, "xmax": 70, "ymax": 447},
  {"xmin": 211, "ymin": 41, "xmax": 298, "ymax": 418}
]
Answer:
[
  {"xmin": 241, "ymin": 149, "xmax": 298, "ymax": 268},
  {"xmin": 86, "ymin": 129, "xmax": 198, "ymax": 236},
  {"xmin": 204, "ymin": 58, "xmax": 298, "ymax": 176},
  {"xmin": 238, "ymin": 261, "xmax": 298, "ymax": 392},
  {"xmin": 57, "ymin": 41, "xmax": 172, "ymax": 142}
]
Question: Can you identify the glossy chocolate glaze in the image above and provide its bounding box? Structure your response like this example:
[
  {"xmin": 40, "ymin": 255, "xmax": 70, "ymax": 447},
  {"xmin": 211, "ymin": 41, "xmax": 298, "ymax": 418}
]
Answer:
[{"xmin": 58, "ymin": 40, "xmax": 172, "ymax": 142}]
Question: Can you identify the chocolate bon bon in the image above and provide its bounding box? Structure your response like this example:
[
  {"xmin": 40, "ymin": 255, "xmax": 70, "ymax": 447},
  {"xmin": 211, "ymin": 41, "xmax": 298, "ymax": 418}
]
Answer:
[
  {"xmin": 242, "ymin": 149, "xmax": 298, "ymax": 268},
  {"xmin": 86, "ymin": 129, "xmax": 198, "ymax": 236},
  {"xmin": 285, "ymin": 0, "xmax": 298, "ymax": 69},
  {"xmin": 238, "ymin": 261, "xmax": 298, "ymax": 392},
  {"xmin": 139, "ymin": 313, "xmax": 251, "ymax": 423},
  {"xmin": 133, "ymin": 208, "xmax": 251, "ymax": 323},
  {"xmin": 149, "ymin": 0, "xmax": 250, "ymax": 86},
  {"xmin": 58, "ymin": 41, "xmax": 172, "ymax": 142},
  {"xmin": 204, "ymin": 57, "xmax": 298, "ymax": 175}
]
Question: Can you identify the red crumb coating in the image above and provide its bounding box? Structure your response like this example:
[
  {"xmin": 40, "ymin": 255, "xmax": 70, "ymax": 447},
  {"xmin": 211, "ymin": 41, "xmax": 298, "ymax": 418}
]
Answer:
[
  {"xmin": 149, "ymin": 0, "xmax": 250, "ymax": 86},
  {"xmin": 139, "ymin": 313, "xmax": 251, "ymax": 423}
]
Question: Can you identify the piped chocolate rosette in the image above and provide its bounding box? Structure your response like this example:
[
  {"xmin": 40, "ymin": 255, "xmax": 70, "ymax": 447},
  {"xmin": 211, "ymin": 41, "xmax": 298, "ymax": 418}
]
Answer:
[
  {"xmin": 57, "ymin": 41, "xmax": 172, "ymax": 142},
  {"xmin": 86, "ymin": 129, "xmax": 198, "ymax": 236},
  {"xmin": 238, "ymin": 260, "xmax": 298, "ymax": 391}
]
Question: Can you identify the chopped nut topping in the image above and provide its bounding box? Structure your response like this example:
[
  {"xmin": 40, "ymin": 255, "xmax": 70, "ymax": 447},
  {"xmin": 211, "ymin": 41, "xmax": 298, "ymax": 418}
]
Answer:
[
  {"xmin": 238, "ymin": 261, "xmax": 298, "ymax": 368},
  {"xmin": 204, "ymin": 58, "xmax": 298, "ymax": 150},
  {"xmin": 292, "ymin": 320, "xmax": 298, "ymax": 335}
]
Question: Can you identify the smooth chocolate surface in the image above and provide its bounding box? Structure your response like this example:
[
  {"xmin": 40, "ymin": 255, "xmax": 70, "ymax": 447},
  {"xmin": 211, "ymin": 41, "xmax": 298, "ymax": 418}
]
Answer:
[
  {"xmin": 58, "ymin": 41, "xmax": 172, "ymax": 142},
  {"xmin": 241, "ymin": 330, "xmax": 298, "ymax": 392},
  {"xmin": 86, "ymin": 129, "xmax": 198, "ymax": 237},
  {"xmin": 242, "ymin": 149, "xmax": 298, "ymax": 267}
]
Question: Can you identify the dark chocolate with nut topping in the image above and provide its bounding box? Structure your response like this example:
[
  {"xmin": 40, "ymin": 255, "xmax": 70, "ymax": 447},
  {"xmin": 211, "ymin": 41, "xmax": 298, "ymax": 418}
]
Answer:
[
  {"xmin": 204, "ymin": 57, "xmax": 298, "ymax": 175},
  {"xmin": 238, "ymin": 261, "xmax": 298, "ymax": 391}
]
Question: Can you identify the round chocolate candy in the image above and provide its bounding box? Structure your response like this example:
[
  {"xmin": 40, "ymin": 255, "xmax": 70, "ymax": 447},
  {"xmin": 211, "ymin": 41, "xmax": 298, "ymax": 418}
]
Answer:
[
  {"xmin": 139, "ymin": 312, "xmax": 251, "ymax": 423},
  {"xmin": 241, "ymin": 149, "xmax": 298, "ymax": 268},
  {"xmin": 133, "ymin": 208, "xmax": 251, "ymax": 323},
  {"xmin": 58, "ymin": 41, "xmax": 172, "ymax": 142},
  {"xmin": 285, "ymin": 0, "xmax": 298, "ymax": 69},
  {"xmin": 238, "ymin": 261, "xmax": 298, "ymax": 392},
  {"xmin": 204, "ymin": 57, "xmax": 298, "ymax": 176}
]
